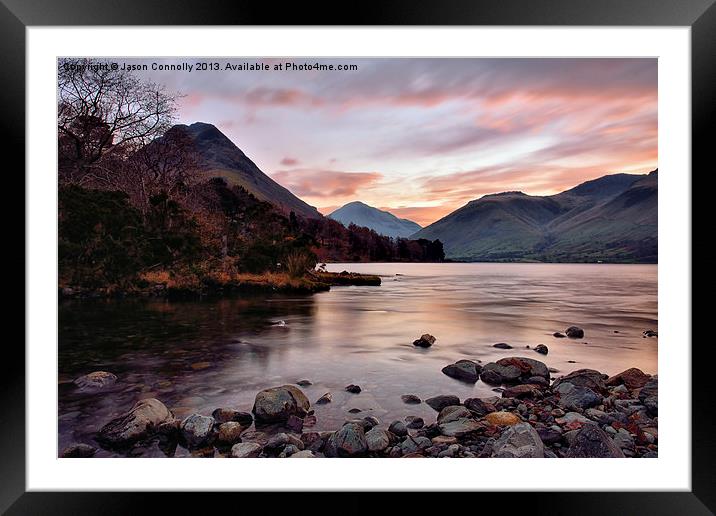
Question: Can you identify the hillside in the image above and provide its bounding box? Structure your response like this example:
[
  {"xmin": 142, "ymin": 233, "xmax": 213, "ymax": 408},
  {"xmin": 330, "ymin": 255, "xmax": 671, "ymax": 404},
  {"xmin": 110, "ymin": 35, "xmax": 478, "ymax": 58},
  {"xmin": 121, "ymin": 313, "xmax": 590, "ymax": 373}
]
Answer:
[
  {"xmin": 175, "ymin": 122, "xmax": 322, "ymax": 219},
  {"xmin": 412, "ymin": 171, "xmax": 657, "ymax": 263},
  {"xmin": 328, "ymin": 201, "xmax": 422, "ymax": 238}
]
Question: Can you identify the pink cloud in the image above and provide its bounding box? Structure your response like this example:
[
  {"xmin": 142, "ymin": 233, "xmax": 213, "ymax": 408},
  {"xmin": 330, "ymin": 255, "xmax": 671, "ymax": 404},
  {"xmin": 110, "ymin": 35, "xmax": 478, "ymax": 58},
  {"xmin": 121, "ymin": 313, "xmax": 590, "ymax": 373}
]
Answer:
[
  {"xmin": 280, "ymin": 157, "xmax": 300, "ymax": 166},
  {"xmin": 271, "ymin": 169, "xmax": 382, "ymax": 199}
]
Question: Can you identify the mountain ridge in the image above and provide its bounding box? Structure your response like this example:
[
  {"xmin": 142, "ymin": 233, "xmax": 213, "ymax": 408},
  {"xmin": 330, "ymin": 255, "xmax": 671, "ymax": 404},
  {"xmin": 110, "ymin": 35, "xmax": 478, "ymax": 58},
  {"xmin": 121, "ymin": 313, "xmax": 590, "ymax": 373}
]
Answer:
[{"xmin": 328, "ymin": 201, "xmax": 422, "ymax": 238}]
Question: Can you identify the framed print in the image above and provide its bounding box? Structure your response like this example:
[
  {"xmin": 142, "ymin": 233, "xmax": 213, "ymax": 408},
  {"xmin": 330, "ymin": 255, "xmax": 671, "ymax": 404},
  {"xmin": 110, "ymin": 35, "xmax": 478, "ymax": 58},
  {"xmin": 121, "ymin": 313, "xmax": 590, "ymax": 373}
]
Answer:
[{"xmin": 5, "ymin": 0, "xmax": 714, "ymax": 513}]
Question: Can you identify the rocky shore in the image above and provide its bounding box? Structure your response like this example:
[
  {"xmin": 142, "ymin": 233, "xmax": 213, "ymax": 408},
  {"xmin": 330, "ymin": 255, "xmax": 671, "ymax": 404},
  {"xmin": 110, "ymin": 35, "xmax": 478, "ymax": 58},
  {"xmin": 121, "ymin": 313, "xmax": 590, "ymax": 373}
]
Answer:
[
  {"xmin": 62, "ymin": 333, "xmax": 658, "ymax": 459},
  {"xmin": 58, "ymin": 270, "xmax": 381, "ymax": 300}
]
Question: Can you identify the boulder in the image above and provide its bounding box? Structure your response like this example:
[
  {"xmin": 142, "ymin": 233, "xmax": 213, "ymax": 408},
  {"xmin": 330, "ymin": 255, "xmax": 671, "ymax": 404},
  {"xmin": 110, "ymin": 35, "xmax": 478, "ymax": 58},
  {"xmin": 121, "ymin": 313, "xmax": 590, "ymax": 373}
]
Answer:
[
  {"xmin": 388, "ymin": 420, "xmax": 408, "ymax": 437},
  {"xmin": 413, "ymin": 334, "xmax": 436, "ymax": 348},
  {"xmin": 555, "ymin": 383, "xmax": 602, "ymax": 411},
  {"xmin": 425, "ymin": 395, "xmax": 460, "ymax": 412},
  {"xmin": 438, "ymin": 418, "xmax": 481, "ymax": 437},
  {"xmin": 491, "ymin": 423, "xmax": 545, "ymax": 458},
  {"xmin": 482, "ymin": 357, "xmax": 550, "ymax": 384},
  {"xmin": 502, "ymin": 384, "xmax": 542, "ymax": 399},
  {"xmin": 97, "ymin": 398, "xmax": 173, "ymax": 448},
  {"xmin": 565, "ymin": 326, "xmax": 584, "ymax": 338},
  {"xmin": 479, "ymin": 369, "xmax": 504, "ymax": 385},
  {"xmin": 180, "ymin": 414, "xmax": 216, "ymax": 448},
  {"xmin": 534, "ymin": 344, "xmax": 549, "ymax": 355},
  {"xmin": 405, "ymin": 416, "xmax": 424, "ymax": 429},
  {"xmin": 401, "ymin": 394, "xmax": 421, "ymax": 404},
  {"xmin": 463, "ymin": 398, "xmax": 497, "ymax": 417},
  {"xmin": 485, "ymin": 411, "xmax": 521, "ymax": 426},
  {"xmin": 324, "ymin": 422, "xmax": 368, "ymax": 457},
  {"xmin": 566, "ymin": 423, "xmax": 625, "ymax": 457},
  {"xmin": 441, "ymin": 360, "xmax": 482, "ymax": 383},
  {"xmin": 211, "ymin": 408, "xmax": 253, "ymax": 426},
  {"xmin": 74, "ymin": 371, "xmax": 117, "ymax": 391},
  {"xmin": 552, "ymin": 369, "xmax": 608, "ymax": 394},
  {"xmin": 216, "ymin": 421, "xmax": 245, "ymax": 444},
  {"xmin": 638, "ymin": 376, "xmax": 658, "ymax": 416},
  {"xmin": 365, "ymin": 427, "xmax": 391, "ymax": 452},
  {"xmin": 315, "ymin": 392, "xmax": 332, "ymax": 405},
  {"xmin": 60, "ymin": 443, "xmax": 97, "ymax": 458},
  {"xmin": 252, "ymin": 385, "xmax": 310, "ymax": 423},
  {"xmin": 437, "ymin": 405, "xmax": 472, "ymax": 423},
  {"xmin": 607, "ymin": 368, "xmax": 651, "ymax": 391},
  {"xmin": 231, "ymin": 442, "xmax": 263, "ymax": 458}
]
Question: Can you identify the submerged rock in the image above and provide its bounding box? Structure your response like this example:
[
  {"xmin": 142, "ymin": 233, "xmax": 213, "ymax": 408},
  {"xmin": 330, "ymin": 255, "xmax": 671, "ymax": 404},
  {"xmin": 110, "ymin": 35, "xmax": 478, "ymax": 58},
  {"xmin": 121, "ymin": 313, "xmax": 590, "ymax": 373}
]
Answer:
[
  {"xmin": 441, "ymin": 360, "xmax": 482, "ymax": 383},
  {"xmin": 553, "ymin": 332, "xmax": 566, "ymax": 338},
  {"xmin": 493, "ymin": 343, "xmax": 513, "ymax": 349},
  {"xmin": 74, "ymin": 371, "xmax": 117, "ymax": 391},
  {"xmin": 315, "ymin": 392, "xmax": 332, "ymax": 405},
  {"xmin": 413, "ymin": 334, "xmax": 436, "ymax": 348},
  {"xmin": 425, "ymin": 395, "xmax": 460, "ymax": 412},
  {"xmin": 296, "ymin": 379, "xmax": 312, "ymax": 387},
  {"xmin": 252, "ymin": 385, "xmax": 310, "ymax": 423},
  {"xmin": 345, "ymin": 384, "xmax": 362, "ymax": 394},
  {"xmin": 401, "ymin": 394, "xmax": 421, "ymax": 404},
  {"xmin": 534, "ymin": 344, "xmax": 549, "ymax": 355},
  {"xmin": 97, "ymin": 398, "xmax": 173, "ymax": 448},
  {"xmin": 491, "ymin": 423, "xmax": 545, "ymax": 458},
  {"xmin": 566, "ymin": 423, "xmax": 625, "ymax": 458},
  {"xmin": 565, "ymin": 326, "xmax": 585, "ymax": 339}
]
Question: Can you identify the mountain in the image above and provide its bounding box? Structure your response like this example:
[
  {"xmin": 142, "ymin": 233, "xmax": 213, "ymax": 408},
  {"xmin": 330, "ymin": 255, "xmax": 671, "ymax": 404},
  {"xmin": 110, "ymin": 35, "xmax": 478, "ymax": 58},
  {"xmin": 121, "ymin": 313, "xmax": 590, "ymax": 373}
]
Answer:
[
  {"xmin": 175, "ymin": 122, "xmax": 322, "ymax": 219},
  {"xmin": 328, "ymin": 201, "xmax": 422, "ymax": 238},
  {"xmin": 412, "ymin": 171, "xmax": 657, "ymax": 263}
]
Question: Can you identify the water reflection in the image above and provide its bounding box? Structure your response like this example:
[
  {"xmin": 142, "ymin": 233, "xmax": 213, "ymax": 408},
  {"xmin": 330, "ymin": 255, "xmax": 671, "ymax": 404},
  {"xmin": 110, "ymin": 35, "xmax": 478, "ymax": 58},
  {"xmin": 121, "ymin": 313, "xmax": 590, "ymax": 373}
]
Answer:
[{"xmin": 59, "ymin": 263, "xmax": 657, "ymax": 455}]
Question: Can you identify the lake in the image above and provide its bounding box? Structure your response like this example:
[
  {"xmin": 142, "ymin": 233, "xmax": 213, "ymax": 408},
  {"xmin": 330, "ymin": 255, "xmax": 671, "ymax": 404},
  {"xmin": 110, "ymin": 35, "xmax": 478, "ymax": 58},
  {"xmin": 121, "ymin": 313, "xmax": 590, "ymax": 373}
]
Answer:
[{"xmin": 58, "ymin": 262, "xmax": 657, "ymax": 456}]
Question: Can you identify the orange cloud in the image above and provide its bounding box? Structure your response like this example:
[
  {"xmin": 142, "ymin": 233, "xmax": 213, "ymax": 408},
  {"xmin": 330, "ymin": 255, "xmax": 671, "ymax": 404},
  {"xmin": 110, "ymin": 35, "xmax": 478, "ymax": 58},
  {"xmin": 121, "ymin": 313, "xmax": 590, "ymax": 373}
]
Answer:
[{"xmin": 271, "ymin": 169, "xmax": 382, "ymax": 199}]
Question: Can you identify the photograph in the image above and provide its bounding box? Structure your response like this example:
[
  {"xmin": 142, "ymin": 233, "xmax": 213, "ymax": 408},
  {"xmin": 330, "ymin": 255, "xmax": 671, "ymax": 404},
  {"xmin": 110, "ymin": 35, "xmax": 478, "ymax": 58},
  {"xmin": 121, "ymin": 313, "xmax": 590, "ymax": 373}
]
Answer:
[{"xmin": 57, "ymin": 56, "xmax": 659, "ymax": 460}]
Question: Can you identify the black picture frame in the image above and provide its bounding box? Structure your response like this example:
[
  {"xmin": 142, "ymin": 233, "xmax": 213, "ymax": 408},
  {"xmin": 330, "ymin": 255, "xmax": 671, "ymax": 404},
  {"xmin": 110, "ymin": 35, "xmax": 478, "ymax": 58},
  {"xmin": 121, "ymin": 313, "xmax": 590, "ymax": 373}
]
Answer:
[{"xmin": 4, "ymin": 0, "xmax": 713, "ymax": 513}]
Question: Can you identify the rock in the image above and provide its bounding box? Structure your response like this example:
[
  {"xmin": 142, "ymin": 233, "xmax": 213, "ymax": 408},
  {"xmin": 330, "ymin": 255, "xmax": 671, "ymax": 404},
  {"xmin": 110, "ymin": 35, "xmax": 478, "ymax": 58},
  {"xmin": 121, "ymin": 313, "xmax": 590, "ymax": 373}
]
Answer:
[
  {"xmin": 240, "ymin": 430, "xmax": 270, "ymax": 446},
  {"xmin": 324, "ymin": 423, "xmax": 368, "ymax": 457},
  {"xmin": 613, "ymin": 428, "xmax": 635, "ymax": 451},
  {"xmin": 536, "ymin": 427, "xmax": 563, "ymax": 445},
  {"xmin": 565, "ymin": 326, "xmax": 584, "ymax": 338},
  {"xmin": 481, "ymin": 362, "xmax": 521, "ymax": 383},
  {"xmin": 413, "ymin": 334, "xmax": 436, "ymax": 348},
  {"xmin": 301, "ymin": 432, "xmax": 324, "ymax": 451},
  {"xmin": 252, "ymin": 385, "xmax": 310, "ymax": 423},
  {"xmin": 555, "ymin": 411, "xmax": 590, "ymax": 426},
  {"xmin": 296, "ymin": 379, "xmax": 312, "ymax": 386},
  {"xmin": 266, "ymin": 432, "xmax": 305, "ymax": 452},
  {"xmin": 482, "ymin": 357, "xmax": 549, "ymax": 385},
  {"xmin": 493, "ymin": 342, "xmax": 513, "ymax": 349},
  {"xmin": 406, "ymin": 416, "xmax": 424, "ymax": 429},
  {"xmin": 315, "ymin": 392, "xmax": 332, "ymax": 405},
  {"xmin": 553, "ymin": 332, "xmax": 566, "ymax": 338},
  {"xmin": 491, "ymin": 423, "xmax": 545, "ymax": 458},
  {"xmin": 534, "ymin": 344, "xmax": 549, "ymax": 355},
  {"xmin": 279, "ymin": 446, "xmax": 301, "ymax": 457},
  {"xmin": 425, "ymin": 395, "xmax": 460, "ymax": 412},
  {"xmin": 606, "ymin": 368, "xmax": 651, "ymax": 390},
  {"xmin": 502, "ymin": 384, "xmax": 542, "ymax": 399},
  {"xmin": 643, "ymin": 330, "xmax": 658, "ymax": 337},
  {"xmin": 485, "ymin": 411, "xmax": 521, "ymax": 426},
  {"xmin": 345, "ymin": 384, "xmax": 362, "ymax": 394},
  {"xmin": 216, "ymin": 422, "xmax": 245, "ymax": 444},
  {"xmin": 401, "ymin": 394, "xmax": 421, "ymax": 404},
  {"xmin": 638, "ymin": 376, "xmax": 658, "ymax": 416},
  {"xmin": 290, "ymin": 450, "xmax": 317, "ymax": 458},
  {"xmin": 286, "ymin": 414, "xmax": 304, "ymax": 433},
  {"xmin": 552, "ymin": 369, "xmax": 608, "ymax": 395},
  {"xmin": 463, "ymin": 398, "xmax": 497, "ymax": 417},
  {"xmin": 231, "ymin": 442, "xmax": 263, "ymax": 458},
  {"xmin": 74, "ymin": 371, "xmax": 117, "ymax": 390},
  {"xmin": 441, "ymin": 360, "xmax": 482, "ymax": 383},
  {"xmin": 613, "ymin": 384, "xmax": 629, "ymax": 394},
  {"xmin": 362, "ymin": 416, "xmax": 380, "ymax": 430},
  {"xmin": 479, "ymin": 369, "xmax": 503, "ymax": 385},
  {"xmin": 60, "ymin": 443, "xmax": 97, "ymax": 458},
  {"xmin": 388, "ymin": 420, "xmax": 408, "ymax": 437},
  {"xmin": 566, "ymin": 423, "xmax": 625, "ymax": 457},
  {"xmin": 347, "ymin": 408, "xmax": 361, "ymax": 414},
  {"xmin": 527, "ymin": 376, "xmax": 549, "ymax": 388},
  {"xmin": 211, "ymin": 408, "xmax": 253, "ymax": 426},
  {"xmin": 97, "ymin": 398, "xmax": 173, "ymax": 448},
  {"xmin": 365, "ymin": 427, "xmax": 391, "ymax": 452},
  {"xmin": 555, "ymin": 383, "xmax": 602, "ymax": 411},
  {"xmin": 180, "ymin": 414, "xmax": 216, "ymax": 448}
]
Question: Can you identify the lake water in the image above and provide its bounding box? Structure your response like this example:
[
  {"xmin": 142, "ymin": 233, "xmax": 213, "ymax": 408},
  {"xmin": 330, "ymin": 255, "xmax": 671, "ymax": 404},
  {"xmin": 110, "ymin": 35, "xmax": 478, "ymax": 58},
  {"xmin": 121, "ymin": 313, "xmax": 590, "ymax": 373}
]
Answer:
[{"xmin": 58, "ymin": 262, "xmax": 657, "ymax": 456}]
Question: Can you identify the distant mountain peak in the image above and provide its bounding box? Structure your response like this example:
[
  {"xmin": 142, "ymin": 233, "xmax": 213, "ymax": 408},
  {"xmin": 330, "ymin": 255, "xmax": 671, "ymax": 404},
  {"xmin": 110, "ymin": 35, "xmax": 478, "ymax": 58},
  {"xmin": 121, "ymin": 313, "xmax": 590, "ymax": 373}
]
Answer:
[{"xmin": 328, "ymin": 201, "xmax": 422, "ymax": 238}]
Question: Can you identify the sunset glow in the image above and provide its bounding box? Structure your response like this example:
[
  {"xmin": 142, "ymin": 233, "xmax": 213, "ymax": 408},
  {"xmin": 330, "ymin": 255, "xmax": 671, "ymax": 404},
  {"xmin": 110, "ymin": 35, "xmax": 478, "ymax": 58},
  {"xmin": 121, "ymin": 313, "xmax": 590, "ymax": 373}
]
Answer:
[{"xmin": 135, "ymin": 58, "xmax": 657, "ymax": 226}]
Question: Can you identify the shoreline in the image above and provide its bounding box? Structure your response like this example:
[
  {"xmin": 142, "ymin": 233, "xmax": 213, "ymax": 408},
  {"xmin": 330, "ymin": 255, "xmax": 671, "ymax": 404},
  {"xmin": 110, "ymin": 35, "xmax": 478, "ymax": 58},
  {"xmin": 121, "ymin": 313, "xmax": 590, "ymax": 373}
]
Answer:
[{"xmin": 61, "ymin": 356, "xmax": 658, "ymax": 459}]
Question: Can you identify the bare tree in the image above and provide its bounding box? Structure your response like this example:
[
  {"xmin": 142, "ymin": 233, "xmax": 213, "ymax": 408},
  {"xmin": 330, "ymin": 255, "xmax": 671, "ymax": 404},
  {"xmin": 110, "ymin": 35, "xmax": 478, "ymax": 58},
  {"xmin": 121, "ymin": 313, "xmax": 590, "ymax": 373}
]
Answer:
[{"xmin": 58, "ymin": 58, "xmax": 179, "ymax": 186}]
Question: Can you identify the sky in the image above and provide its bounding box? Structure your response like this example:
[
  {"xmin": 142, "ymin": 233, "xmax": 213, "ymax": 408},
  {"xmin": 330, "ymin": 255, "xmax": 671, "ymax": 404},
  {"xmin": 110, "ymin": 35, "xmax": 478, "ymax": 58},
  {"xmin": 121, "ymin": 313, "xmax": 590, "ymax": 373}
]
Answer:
[{"xmin": 132, "ymin": 58, "xmax": 657, "ymax": 227}]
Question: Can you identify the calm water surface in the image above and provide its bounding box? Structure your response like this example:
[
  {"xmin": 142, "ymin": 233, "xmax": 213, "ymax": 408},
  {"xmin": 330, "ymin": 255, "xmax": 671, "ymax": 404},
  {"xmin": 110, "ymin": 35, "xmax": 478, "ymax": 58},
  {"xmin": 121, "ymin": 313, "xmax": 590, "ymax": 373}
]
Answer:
[{"xmin": 58, "ymin": 263, "xmax": 657, "ymax": 456}]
